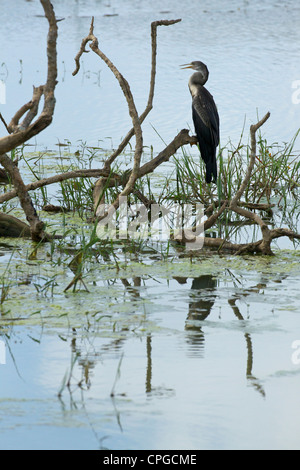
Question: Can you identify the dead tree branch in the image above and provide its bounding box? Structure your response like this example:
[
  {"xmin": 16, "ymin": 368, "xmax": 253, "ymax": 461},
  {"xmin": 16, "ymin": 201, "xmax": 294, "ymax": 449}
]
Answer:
[
  {"xmin": 175, "ymin": 112, "xmax": 299, "ymax": 254},
  {"xmin": 0, "ymin": 212, "xmax": 31, "ymax": 238},
  {"xmin": 0, "ymin": 129, "xmax": 196, "ymax": 208},
  {"xmin": 73, "ymin": 18, "xmax": 181, "ymax": 172},
  {"xmin": 73, "ymin": 17, "xmax": 143, "ymax": 213},
  {"xmin": 230, "ymin": 112, "xmax": 270, "ymax": 207},
  {"xmin": 206, "ymin": 112, "xmax": 299, "ymax": 254},
  {"xmin": 0, "ymin": 0, "xmax": 57, "ymax": 154},
  {"xmin": 228, "ymin": 112, "xmax": 278, "ymax": 254},
  {"xmin": 204, "ymin": 227, "xmax": 300, "ymax": 256},
  {"xmin": 73, "ymin": 17, "xmax": 182, "ymax": 216},
  {"xmin": 0, "ymin": 0, "xmax": 58, "ymax": 241}
]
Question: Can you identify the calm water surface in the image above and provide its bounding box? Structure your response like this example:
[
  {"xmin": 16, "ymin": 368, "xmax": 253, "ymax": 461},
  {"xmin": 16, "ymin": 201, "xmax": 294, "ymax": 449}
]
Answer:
[
  {"xmin": 0, "ymin": 247, "xmax": 299, "ymax": 450},
  {"xmin": 0, "ymin": 0, "xmax": 300, "ymax": 450}
]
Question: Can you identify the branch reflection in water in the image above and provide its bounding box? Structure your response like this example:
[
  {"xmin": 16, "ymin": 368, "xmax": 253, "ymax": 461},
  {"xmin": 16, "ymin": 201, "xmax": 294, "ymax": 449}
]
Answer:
[{"xmin": 118, "ymin": 273, "xmax": 266, "ymax": 397}]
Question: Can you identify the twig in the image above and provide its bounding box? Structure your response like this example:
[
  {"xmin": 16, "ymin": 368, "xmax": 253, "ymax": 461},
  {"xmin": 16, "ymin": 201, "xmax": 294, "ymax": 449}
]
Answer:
[
  {"xmin": 8, "ymin": 85, "xmax": 45, "ymax": 133},
  {"xmin": 103, "ymin": 19, "xmax": 181, "ymax": 171},
  {"xmin": 0, "ymin": 113, "xmax": 9, "ymax": 133}
]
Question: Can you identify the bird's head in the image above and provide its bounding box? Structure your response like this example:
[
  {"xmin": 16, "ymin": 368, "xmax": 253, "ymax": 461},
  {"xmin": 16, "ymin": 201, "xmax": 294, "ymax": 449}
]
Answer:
[{"xmin": 181, "ymin": 61, "xmax": 209, "ymax": 84}]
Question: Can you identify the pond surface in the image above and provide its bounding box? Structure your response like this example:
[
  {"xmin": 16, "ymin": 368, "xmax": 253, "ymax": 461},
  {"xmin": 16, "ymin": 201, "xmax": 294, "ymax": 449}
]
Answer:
[
  {"xmin": 0, "ymin": 242, "xmax": 300, "ymax": 450},
  {"xmin": 0, "ymin": 0, "xmax": 300, "ymax": 451}
]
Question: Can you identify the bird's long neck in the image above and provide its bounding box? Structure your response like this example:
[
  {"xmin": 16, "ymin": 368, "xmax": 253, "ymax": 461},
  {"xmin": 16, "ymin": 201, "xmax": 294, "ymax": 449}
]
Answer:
[{"xmin": 188, "ymin": 71, "xmax": 208, "ymax": 97}]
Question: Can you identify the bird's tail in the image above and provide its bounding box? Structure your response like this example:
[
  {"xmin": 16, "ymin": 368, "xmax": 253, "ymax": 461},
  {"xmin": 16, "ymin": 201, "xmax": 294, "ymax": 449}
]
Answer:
[{"xmin": 204, "ymin": 151, "xmax": 218, "ymax": 184}]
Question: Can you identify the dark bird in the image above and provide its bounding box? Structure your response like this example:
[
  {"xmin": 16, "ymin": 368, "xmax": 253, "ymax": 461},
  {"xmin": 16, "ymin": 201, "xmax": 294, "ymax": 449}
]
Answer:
[{"xmin": 181, "ymin": 61, "xmax": 219, "ymax": 184}]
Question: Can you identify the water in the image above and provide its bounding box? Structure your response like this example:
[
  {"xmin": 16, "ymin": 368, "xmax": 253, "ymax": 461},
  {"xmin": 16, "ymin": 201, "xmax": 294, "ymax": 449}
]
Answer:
[
  {"xmin": 0, "ymin": 0, "xmax": 300, "ymax": 451},
  {"xmin": 0, "ymin": 244, "xmax": 299, "ymax": 450}
]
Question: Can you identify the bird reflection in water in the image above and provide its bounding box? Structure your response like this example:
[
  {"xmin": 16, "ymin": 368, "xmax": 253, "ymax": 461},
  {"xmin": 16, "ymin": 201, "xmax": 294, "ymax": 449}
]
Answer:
[
  {"xmin": 120, "ymin": 275, "xmax": 266, "ymax": 397},
  {"xmin": 174, "ymin": 275, "xmax": 217, "ymax": 356}
]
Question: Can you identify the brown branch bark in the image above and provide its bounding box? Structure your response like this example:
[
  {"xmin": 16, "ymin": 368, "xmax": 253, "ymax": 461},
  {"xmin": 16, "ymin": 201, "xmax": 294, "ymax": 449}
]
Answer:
[
  {"xmin": 138, "ymin": 130, "xmax": 196, "ymax": 179},
  {"xmin": 204, "ymin": 201, "xmax": 228, "ymax": 231},
  {"xmin": 8, "ymin": 85, "xmax": 45, "ymax": 134},
  {"xmin": 201, "ymin": 216, "xmax": 300, "ymax": 255},
  {"xmin": 0, "ymin": 113, "xmax": 9, "ymax": 133}
]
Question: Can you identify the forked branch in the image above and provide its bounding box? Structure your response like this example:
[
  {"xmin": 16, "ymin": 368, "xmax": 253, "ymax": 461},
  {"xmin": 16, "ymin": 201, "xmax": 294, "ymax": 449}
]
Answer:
[{"xmin": 73, "ymin": 17, "xmax": 182, "ymax": 216}]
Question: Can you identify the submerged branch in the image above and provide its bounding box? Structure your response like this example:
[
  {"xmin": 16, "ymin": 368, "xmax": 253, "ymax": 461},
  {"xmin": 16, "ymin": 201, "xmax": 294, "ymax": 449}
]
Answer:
[{"xmin": 0, "ymin": 153, "xmax": 47, "ymax": 241}]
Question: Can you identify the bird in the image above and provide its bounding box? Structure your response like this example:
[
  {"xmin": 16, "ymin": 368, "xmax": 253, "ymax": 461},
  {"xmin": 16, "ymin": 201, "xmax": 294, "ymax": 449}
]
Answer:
[{"xmin": 181, "ymin": 61, "xmax": 219, "ymax": 184}]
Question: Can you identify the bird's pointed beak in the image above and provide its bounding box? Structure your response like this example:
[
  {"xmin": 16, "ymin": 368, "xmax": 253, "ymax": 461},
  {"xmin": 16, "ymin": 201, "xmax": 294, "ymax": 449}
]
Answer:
[{"xmin": 180, "ymin": 63, "xmax": 193, "ymax": 69}]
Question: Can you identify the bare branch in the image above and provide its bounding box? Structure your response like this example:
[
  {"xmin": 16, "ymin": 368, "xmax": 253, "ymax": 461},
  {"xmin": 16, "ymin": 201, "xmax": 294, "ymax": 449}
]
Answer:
[
  {"xmin": 75, "ymin": 17, "xmax": 143, "ymax": 211},
  {"xmin": 204, "ymin": 201, "xmax": 228, "ymax": 231},
  {"xmin": 1, "ymin": 9, "xmax": 297, "ymax": 255},
  {"xmin": 102, "ymin": 18, "xmax": 181, "ymax": 170},
  {"xmin": 8, "ymin": 86, "xmax": 44, "ymax": 133},
  {"xmin": 0, "ymin": 0, "xmax": 58, "ymax": 241},
  {"xmin": 138, "ymin": 130, "xmax": 196, "ymax": 180},
  {"xmin": 270, "ymin": 228, "xmax": 300, "ymax": 242},
  {"xmin": 0, "ymin": 212, "xmax": 31, "ymax": 238},
  {"xmin": 0, "ymin": 167, "xmax": 114, "ymax": 204},
  {"xmin": 0, "ymin": 0, "xmax": 58, "ymax": 155},
  {"xmin": 73, "ymin": 17, "xmax": 183, "ymax": 217},
  {"xmin": 73, "ymin": 18, "xmax": 181, "ymax": 171},
  {"xmin": 226, "ymin": 112, "xmax": 275, "ymax": 253},
  {"xmin": 72, "ymin": 17, "xmax": 94, "ymax": 76},
  {"xmin": 230, "ymin": 112, "xmax": 270, "ymax": 207}
]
